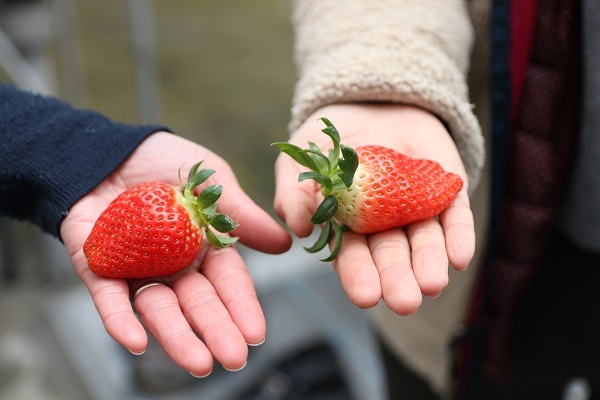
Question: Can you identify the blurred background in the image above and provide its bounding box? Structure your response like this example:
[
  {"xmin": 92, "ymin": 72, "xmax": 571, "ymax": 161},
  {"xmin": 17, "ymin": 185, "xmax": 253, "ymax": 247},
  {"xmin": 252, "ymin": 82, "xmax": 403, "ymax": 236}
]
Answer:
[{"xmin": 0, "ymin": 1, "xmax": 385, "ymax": 399}]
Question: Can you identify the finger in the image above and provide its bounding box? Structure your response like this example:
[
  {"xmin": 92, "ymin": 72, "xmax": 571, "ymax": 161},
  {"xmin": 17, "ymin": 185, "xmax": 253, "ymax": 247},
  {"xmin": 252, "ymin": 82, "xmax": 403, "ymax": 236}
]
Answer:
[
  {"xmin": 332, "ymin": 231, "xmax": 382, "ymax": 308},
  {"xmin": 273, "ymin": 154, "xmax": 319, "ymax": 238},
  {"xmin": 405, "ymin": 218, "xmax": 449, "ymax": 298},
  {"xmin": 368, "ymin": 229, "xmax": 422, "ymax": 315},
  {"xmin": 171, "ymin": 273, "xmax": 249, "ymax": 372},
  {"xmin": 133, "ymin": 283, "xmax": 214, "ymax": 377},
  {"xmin": 212, "ymin": 180, "xmax": 292, "ymax": 254},
  {"xmin": 171, "ymin": 276, "xmax": 248, "ymax": 372},
  {"xmin": 198, "ymin": 246, "xmax": 266, "ymax": 346},
  {"xmin": 439, "ymin": 191, "xmax": 475, "ymax": 271},
  {"xmin": 73, "ymin": 258, "xmax": 148, "ymax": 355}
]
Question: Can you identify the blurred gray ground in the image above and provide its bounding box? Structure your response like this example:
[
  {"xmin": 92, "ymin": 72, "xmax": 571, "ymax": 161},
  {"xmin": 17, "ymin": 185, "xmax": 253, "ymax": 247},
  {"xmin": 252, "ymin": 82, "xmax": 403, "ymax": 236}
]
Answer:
[
  {"xmin": 0, "ymin": 1, "xmax": 386, "ymax": 399},
  {"xmin": 1, "ymin": 233, "xmax": 386, "ymax": 400}
]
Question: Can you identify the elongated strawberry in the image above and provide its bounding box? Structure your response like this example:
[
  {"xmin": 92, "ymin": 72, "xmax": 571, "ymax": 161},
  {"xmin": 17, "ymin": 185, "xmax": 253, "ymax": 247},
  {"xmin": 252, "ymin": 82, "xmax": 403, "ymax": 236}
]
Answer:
[
  {"xmin": 83, "ymin": 162, "xmax": 238, "ymax": 279},
  {"xmin": 274, "ymin": 118, "xmax": 463, "ymax": 261}
]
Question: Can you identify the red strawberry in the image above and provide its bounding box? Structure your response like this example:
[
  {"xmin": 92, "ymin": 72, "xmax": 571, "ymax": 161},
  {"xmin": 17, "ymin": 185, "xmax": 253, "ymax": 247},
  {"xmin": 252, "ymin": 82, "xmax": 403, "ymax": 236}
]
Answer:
[
  {"xmin": 274, "ymin": 118, "xmax": 463, "ymax": 261},
  {"xmin": 83, "ymin": 162, "xmax": 238, "ymax": 279}
]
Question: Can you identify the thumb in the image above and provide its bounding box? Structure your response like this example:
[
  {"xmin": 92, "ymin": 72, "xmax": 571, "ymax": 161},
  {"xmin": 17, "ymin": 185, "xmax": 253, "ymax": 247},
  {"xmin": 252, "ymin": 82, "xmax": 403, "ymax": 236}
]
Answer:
[{"xmin": 273, "ymin": 153, "xmax": 319, "ymax": 238}]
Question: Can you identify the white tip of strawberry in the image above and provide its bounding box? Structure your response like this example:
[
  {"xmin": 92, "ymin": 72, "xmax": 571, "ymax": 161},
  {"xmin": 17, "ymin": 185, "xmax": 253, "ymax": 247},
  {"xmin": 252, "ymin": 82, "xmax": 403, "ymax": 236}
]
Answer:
[{"xmin": 273, "ymin": 118, "xmax": 359, "ymax": 261}]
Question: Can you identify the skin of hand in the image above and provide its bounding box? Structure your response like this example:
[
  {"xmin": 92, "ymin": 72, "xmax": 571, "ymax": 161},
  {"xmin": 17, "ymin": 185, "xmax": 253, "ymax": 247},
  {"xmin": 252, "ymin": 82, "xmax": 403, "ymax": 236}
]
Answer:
[
  {"xmin": 61, "ymin": 131, "xmax": 292, "ymax": 377},
  {"xmin": 274, "ymin": 103, "xmax": 475, "ymax": 316}
]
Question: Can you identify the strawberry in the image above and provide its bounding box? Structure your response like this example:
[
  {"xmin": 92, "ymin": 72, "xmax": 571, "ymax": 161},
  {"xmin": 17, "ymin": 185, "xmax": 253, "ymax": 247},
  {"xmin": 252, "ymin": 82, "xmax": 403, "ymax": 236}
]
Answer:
[
  {"xmin": 83, "ymin": 162, "xmax": 238, "ymax": 279},
  {"xmin": 274, "ymin": 118, "xmax": 463, "ymax": 261}
]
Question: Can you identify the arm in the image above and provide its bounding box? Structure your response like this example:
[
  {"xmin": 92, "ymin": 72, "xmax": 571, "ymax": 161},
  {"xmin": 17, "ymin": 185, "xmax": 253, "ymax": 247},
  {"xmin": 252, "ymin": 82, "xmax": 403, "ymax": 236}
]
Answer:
[
  {"xmin": 0, "ymin": 83, "xmax": 161, "ymax": 238},
  {"xmin": 275, "ymin": 0, "xmax": 484, "ymax": 314},
  {"xmin": 289, "ymin": 0, "xmax": 484, "ymax": 188}
]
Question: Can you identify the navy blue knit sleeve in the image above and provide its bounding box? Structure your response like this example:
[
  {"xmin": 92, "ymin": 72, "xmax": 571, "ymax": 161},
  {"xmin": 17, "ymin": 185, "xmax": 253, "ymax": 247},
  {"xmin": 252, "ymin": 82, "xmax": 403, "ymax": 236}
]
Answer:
[{"xmin": 0, "ymin": 83, "xmax": 168, "ymax": 239}]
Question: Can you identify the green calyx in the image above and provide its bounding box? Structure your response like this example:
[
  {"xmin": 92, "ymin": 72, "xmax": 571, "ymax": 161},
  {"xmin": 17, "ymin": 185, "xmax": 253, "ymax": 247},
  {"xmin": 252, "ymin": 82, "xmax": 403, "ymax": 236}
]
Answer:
[
  {"xmin": 178, "ymin": 161, "xmax": 239, "ymax": 249},
  {"xmin": 273, "ymin": 118, "xmax": 358, "ymax": 261}
]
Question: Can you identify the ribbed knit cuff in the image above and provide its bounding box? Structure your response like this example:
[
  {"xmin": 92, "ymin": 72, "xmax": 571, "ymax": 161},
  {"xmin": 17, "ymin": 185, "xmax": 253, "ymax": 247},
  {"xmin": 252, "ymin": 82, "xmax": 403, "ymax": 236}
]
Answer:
[{"xmin": 0, "ymin": 84, "xmax": 168, "ymax": 239}]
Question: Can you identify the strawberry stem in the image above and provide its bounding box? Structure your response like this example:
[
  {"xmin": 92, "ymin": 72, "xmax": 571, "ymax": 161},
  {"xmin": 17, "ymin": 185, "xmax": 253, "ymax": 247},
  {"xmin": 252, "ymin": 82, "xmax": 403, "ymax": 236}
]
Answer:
[
  {"xmin": 273, "ymin": 118, "xmax": 358, "ymax": 261},
  {"xmin": 179, "ymin": 162, "xmax": 239, "ymax": 249},
  {"xmin": 310, "ymin": 194, "xmax": 338, "ymax": 225}
]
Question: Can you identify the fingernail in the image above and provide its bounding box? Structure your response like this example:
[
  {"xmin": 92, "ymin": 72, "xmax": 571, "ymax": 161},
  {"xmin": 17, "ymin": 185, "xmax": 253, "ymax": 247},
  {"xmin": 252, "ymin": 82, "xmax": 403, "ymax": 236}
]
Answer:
[
  {"xmin": 128, "ymin": 349, "xmax": 145, "ymax": 356},
  {"xmin": 224, "ymin": 361, "xmax": 247, "ymax": 372},
  {"xmin": 248, "ymin": 337, "xmax": 265, "ymax": 347},
  {"xmin": 190, "ymin": 370, "xmax": 212, "ymax": 379}
]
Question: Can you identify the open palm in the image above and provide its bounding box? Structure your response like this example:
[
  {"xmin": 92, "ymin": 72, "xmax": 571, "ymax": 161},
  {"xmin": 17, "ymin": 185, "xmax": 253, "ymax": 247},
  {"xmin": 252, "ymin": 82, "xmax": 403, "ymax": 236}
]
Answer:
[
  {"xmin": 61, "ymin": 131, "xmax": 291, "ymax": 377},
  {"xmin": 274, "ymin": 104, "xmax": 474, "ymax": 315}
]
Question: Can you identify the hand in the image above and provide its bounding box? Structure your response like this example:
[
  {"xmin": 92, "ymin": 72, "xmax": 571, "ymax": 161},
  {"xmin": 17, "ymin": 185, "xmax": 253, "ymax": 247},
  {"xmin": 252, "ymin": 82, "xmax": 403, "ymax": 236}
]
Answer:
[
  {"xmin": 274, "ymin": 103, "xmax": 474, "ymax": 315},
  {"xmin": 61, "ymin": 131, "xmax": 292, "ymax": 377}
]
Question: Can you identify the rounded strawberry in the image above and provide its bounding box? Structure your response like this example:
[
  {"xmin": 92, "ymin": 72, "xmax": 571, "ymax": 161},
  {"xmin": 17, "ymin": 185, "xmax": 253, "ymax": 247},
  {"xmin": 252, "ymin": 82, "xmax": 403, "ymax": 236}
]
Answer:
[
  {"xmin": 83, "ymin": 162, "xmax": 238, "ymax": 279},
  {"xmin": 274, "ymin": 118, "xmax": 463, "ymax": 261}
]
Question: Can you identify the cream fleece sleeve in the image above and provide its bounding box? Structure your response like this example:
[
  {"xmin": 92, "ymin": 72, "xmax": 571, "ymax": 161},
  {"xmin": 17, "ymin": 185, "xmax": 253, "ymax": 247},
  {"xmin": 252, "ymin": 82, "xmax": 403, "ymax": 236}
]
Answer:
[{"xmin": 290, "ymin": 0, "xmax": 485, "ymax": 191}]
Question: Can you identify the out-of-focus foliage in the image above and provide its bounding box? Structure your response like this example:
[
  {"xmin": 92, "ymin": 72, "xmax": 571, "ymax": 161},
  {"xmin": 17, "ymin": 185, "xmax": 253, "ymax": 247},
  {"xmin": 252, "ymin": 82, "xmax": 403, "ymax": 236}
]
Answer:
[{"xmin": 72, "ymin": 0, "xmax": 295, "ymax": 209}]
